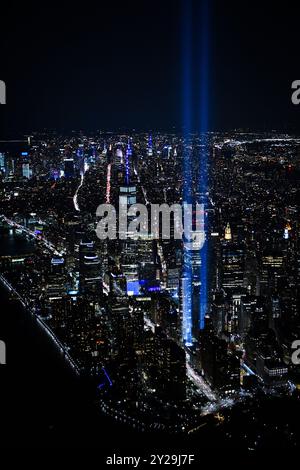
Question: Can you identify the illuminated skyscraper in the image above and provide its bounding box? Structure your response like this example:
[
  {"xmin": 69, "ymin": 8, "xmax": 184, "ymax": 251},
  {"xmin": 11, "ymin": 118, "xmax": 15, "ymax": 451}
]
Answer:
[
  {"xmin": 45, "ymin": 257, "xmax": 66, "ymax": 301},
  {"xmin": 22, "ymin": 162, "xmax": 32, "ymax": 179},
  {"xmin": 115, "ymin": 147, "xmax": 123, "ymax": 168},
  {"xmin": 147, "ymin": 134, "xmax": 153, "ymax": 156},
  {"xmin": 180, "ymin": 272, "xmax": 193, "ymax": 346},
  {"xmin": 221, "ymin": 243, "xmax": 245, "ymax": 291},
  {"xmin": 79, "ymin": 241, "xmax": 101, "ymax": 294},
  {"xmin": 119, "ymin": 184, "xmax": 140, "ymax": 295},
  {"xmin": 225, "ymin": 222, "xmax": 232, "ymax": 241},
  {"xmin": 0, "ymin": 153, "xmax": 5, "ymax": 173}
]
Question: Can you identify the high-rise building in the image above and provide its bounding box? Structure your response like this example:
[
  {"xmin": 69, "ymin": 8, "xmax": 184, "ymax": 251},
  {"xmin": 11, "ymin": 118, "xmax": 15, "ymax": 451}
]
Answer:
[
  {"xmin": 0, "ymin": 153, "xmax": 5, "ymax": 173},
  {"xmin": 79, "ymin": 241, "xmax": 101, "ymax": 294},
  {"xmin": 45, "ymin": 257, "xmax": 66, "ymax": 302},
  {"xmin": 114, "ymin": 147, "xmax": 123, "ymax": 168},
  {"xmin": 119, "ymin": 185, "xmax": 140, "ymax": 294},
  {"xmin": 22, "ymin": 162, "xmax": 32, "ymax": 179},
  {"xmin": 107, "ymin": 297, "xmax": 137, "ymax": 359},
  {"xmin": 224, "ymin": 222, "xmax": 232, "ymax": 241},
  {"xmin": 180, "ymin": 272, "xmax": 193, "ymax": 346},
  {"xmin": 153, "ymin": 327, "xmax": 186, "ymax": 401},
  {"xmin": 199, "ymin": 324, "xmax": 240, "ymax": 392},
  {"xmin": 147, "ymin": 135, "xmax": 153, "ymax": 156},
  {"xmin": 221, "ymin": 243, "xmax": 245, "ymax": 291}
]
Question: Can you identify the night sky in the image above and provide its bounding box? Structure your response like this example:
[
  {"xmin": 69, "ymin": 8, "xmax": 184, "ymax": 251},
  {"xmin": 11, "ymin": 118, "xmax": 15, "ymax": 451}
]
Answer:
[{"xmin": 1, "ymin": 0, "xmax": 300, "ymax": 136}]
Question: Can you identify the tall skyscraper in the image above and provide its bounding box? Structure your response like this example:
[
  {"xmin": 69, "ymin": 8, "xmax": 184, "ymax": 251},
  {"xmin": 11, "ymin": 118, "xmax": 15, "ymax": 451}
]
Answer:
[{"xmin": 22, "ymin": 162, "xmax": 32, "ymax": 179}]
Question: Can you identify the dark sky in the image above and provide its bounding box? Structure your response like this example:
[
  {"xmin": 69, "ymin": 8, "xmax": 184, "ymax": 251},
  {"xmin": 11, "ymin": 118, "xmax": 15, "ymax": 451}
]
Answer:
[{"xmin": 1, "ymin": 0, "xmax": 300, "ymax": 136}]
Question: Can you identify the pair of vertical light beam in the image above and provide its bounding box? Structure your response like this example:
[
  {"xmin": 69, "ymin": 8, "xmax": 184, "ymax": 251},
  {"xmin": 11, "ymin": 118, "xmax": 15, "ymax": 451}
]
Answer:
[{"xmin": 182, "ymin": 0, "xmax": 209, "ymax": 344}]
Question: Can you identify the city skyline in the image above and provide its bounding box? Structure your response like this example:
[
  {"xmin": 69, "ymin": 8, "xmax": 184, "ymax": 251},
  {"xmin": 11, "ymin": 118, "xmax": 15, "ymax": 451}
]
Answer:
[
  {"xmin": 1, "ymin": 129, "xmax": 300, "ymax": 452},
  {"xmin": 1, "ymin": 0, "xmax": 300, "ymax": 455}
]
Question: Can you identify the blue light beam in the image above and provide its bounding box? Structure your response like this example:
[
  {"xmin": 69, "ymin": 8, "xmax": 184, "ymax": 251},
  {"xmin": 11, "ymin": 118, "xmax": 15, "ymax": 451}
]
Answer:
[
  {"xmin": 198, "ymin": 0, "xmax": 210, "ymax": 330},
  {"xmin": 181, "ymin": 0, "xmax": 193, "ymax": 346}
]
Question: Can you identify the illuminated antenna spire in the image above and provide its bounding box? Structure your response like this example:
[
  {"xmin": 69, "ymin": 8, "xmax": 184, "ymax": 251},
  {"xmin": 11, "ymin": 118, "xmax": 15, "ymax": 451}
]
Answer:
[
  {"xmin": 125, "ymin": 139, "xmax": 131, "ymax": 185},
  {"xmin": 127, "ymin": 138, "xmax": 132, "ymax": 155},
  {"xmin": 147, "ymin": 134, "xmax": 153, "ymax": 156}
]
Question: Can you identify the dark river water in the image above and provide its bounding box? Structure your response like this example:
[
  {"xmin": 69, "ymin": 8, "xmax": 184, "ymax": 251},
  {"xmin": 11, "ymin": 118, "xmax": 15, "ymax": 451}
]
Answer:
[
  {"xmin": 0, "ymin": 232, "xmax": 127, "ymax": 449},
  {"xmin": 0, "ymin": 231, "xmax": 36, "ymax": 256}
]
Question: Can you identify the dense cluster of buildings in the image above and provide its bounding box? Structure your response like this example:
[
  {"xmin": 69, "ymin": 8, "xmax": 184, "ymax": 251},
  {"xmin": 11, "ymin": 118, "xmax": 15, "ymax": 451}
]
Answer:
[{"xmin": 0, "ymin": 131, "xmax": 300, "ymax": 435}]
